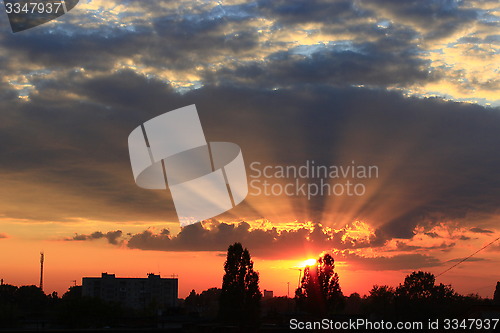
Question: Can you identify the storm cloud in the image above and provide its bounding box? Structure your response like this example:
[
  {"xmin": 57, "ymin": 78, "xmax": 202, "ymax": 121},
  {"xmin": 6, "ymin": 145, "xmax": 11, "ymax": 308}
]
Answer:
[
  {"xmin": 69, "ymin": 230, "xmax": 123, "ymax": 245},
  {"xmin": 73, "ymin": 221, "xmax": 451, "ymax": 270},
  {"xmin": 0, "ymin": 71, "xmax": 499, "ymax": 239},
  {"xmin": 0, "ymin": 0, "xmax": 499, "ymax": 266}
]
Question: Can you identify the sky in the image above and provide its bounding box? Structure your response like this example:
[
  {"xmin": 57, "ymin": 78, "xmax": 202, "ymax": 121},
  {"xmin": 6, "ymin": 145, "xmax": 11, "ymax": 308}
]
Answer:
[{"xmin": 0, "ymin": 0, "xmax": 499, "ymax": 299}]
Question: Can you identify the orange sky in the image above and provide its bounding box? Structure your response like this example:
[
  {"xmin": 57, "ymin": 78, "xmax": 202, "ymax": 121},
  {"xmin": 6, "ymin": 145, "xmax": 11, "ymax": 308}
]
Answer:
[
  {"xmin": 1, "ymin": 219, "xmax": 499, "ymax": 299},
  {"xmin": 1, "ymin": 0, "xmax": 499, "ymax": 303}
]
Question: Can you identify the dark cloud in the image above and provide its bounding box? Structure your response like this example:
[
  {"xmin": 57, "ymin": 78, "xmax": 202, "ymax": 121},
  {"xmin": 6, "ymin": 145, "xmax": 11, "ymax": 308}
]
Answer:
[
  {"xmin": 423, "ymin": 229, "xmax": 475, "ymax": 241},
  {"xmin": 0, "ymin": 70, "xmax": 499, "ymax": 235},
  {"xmin": 0, "ymin": 27, "xmax": 148, "ymax": 71},
  {"xmin": 360, "ymin": 0, "xmax": 478, "ymax": 40},
  {"xmin": 0, "ymin": 233, "xmax": 9, "ymax": 239},
  {"xmin": 256, "ymin": 0, "xmax": 478, "ymax": 43},
  {"xmin": 203, "ymin": 39, "xmax": 434, "ymax": 88},
  {"xmin": 72, "ymin": 222, "xmax": 445, "ymax": 270},
  {"xmin": 1, "ymin": 0, "xmax": 488, "ymax": 96},
  {"xmin": 69, "ymin": 230, "xmax": 123, "ymax": 245},
  {"xmin": 0, "ymin": 3, "xmax": 260, "ymax": 73},
  {"xmin": 256, "ymin": 0, "xmax": 369, "ymax": 25},
  {"xmin": 470, "ymin": 227, "xmax": 494, "ymax": 234},
  {"xmin": 104, "ymin": 230, "xmax": 123, "ymax": 245},
  {"xmin": 0, "ymin": 0, "xmax": 498, "ymax": 235},
  {"xmin": 0, "ymin": 71, "xmax": 183, "ymax": 222},
  {"xmin": 0, "ymin": 0, "xmax": 468, "ymax": 92},
  {"xmin": 0, "ymin": 0, "xmax": 496, "ymax": 270},
  {"xmin": 392, "ymin": 241, "xmax": 455, "ymax": 252},
  {"xmin": 199, "ymin": 14, "xmax": 434, "ymax": 88},
  {"xmin": 0, "ymin": 0, "xmax": 489, "ymax": 104},
  {"xmin": 126, "ymin": 221, "xmax": 384, "ymax": 259},
  {"xmin": 446, "ymin": 257, "xmax": 487, "ymax": 263}
]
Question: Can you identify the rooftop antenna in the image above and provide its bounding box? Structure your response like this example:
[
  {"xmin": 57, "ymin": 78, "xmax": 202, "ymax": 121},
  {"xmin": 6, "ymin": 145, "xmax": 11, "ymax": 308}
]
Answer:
[{"xmin": 39, "ymin": 251, "xmax": 44, "ymax": 291}]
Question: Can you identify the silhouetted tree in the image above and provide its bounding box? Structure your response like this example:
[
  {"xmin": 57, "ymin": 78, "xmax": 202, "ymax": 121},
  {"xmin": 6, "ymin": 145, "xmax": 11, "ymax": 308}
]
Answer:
[
  {"xmin": 395, "ymin": 271, "xmax": 456, "ymax": 320},
  {"xmin": 58, "ymin": 285, "xmax": 123, "ymax": 328},
  {"xmin": 47, "ymin": 291, "xmax": 59, "ymax": 302},
  {"xmin": 219, "ymin": 242, "xmax": 262, "ymax": 323},
  {"xmin": 15, "ymin": 285, "xmax": 47, "ymax": 316},
  {"xmin": 186, "ymin": 288, "xmax": 221, "ymax": 318},
  {"xmin": 494, "ymin": 282, "xmax": 500, "ymax": 304},
  {"xmin": 295, "ymin": 253, "xmax": 344, "ymax": 315},
  {"xmin": 396, "ymin": 271, "xmax": 455, "ymax": 300},
  {"xmin": 62, "ymin": 285, "xmax": 82, "ymax": 300},
  {"xmin": 345, "ymin": 292, "xmax": 362, "ymax": 314},
  {"xmin": 261, "ymin": 296, "xmax": 294, "ymax": 319},
  {"xmin": 0, "ymin": 284, "xmax": 19, "ymax": 327},
  {"xmin": 369, "ymin": 285, "xmax": 395, "ymax": 302},
  {"xmin": 185, "ymin": 289, "xmax": 198, "ymax": 313},
  {"xmin": 367, "ymin": 285, "xmax": 395, "ymax": 318},
  {"xmin": 198, "ymin": 287, "xmax": 221, "ymax": 318}
]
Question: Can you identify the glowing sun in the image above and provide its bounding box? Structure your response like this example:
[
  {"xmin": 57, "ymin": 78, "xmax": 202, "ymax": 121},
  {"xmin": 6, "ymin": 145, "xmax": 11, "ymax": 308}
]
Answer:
[{"xmin": 302, "ymin": 258, "xmax": 317, "ymax": 267}]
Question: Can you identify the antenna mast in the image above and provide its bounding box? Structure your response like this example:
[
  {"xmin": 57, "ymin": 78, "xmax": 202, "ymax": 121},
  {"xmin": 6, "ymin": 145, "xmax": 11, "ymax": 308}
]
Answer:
[{"xmin": 39, "ymin": 251, "xmax": 44, "ymax": 291}]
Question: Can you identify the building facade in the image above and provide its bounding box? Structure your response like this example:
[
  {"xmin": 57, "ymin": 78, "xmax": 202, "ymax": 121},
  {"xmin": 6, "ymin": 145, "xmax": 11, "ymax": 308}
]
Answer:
[
  {"xmin": 263, "ymin": 289, "xmax": 274, "ymax": 300},
  {"xmin": 82, "ymin": 273, "xmax": 178, "ymax": 309}
]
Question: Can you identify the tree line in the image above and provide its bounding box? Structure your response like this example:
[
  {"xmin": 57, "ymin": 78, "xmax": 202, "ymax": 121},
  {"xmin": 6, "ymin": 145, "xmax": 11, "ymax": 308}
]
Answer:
[
  {"xmin": 190, "ymin": 243, "xmax": 500, "ymax": 326},
  {"xmin": 1, "ymin": 242, "xmax": 499, "ymax": 329}
]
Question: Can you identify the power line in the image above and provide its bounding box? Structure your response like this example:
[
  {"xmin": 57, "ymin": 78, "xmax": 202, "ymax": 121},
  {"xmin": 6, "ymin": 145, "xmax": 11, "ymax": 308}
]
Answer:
[{"xmin": 436, "ymin": 235, "xmax": 500, "ymax": 278}]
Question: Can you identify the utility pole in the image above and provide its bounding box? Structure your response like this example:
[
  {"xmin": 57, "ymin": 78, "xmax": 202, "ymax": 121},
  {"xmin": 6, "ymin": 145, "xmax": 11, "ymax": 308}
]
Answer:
[{"xmin": 39, "ymin": 251, "xmax": 44, "ymax": 291}]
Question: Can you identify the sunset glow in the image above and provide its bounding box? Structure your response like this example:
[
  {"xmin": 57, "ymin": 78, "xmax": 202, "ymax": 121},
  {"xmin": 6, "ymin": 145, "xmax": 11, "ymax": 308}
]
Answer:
[
  {"xmin": 302, "ymin": 259, "xmax": 317, "ymax": 267},
  {"xmin": 0, "ymin": 0, "xmax": 499, "ymax": 306}
]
